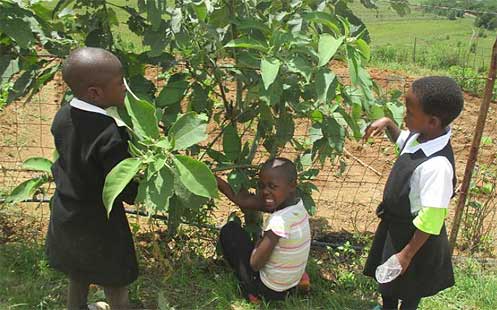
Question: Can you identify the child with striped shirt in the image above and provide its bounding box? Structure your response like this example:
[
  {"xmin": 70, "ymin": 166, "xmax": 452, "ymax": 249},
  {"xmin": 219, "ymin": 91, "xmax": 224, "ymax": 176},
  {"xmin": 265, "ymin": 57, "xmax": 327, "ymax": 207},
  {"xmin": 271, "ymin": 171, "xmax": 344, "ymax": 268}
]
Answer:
[{"xmin": 217, "ymin": 158, "xmax": 311, "ymax": 303}]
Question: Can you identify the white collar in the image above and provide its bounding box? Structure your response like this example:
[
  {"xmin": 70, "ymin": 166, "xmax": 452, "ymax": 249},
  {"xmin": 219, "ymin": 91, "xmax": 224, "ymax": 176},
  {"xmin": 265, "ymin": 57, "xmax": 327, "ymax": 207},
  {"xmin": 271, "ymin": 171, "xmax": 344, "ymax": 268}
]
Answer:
[
  {"xmin": 401, "ymin": 128, "xmax": 451, "ymax": 157},
  {"xmin": 69, "ymin": 98, "xmax": 127, "ymax": 127},
  {"xmin": 70, "ymin": 98, "xmax": 108, "ymax": 116}
]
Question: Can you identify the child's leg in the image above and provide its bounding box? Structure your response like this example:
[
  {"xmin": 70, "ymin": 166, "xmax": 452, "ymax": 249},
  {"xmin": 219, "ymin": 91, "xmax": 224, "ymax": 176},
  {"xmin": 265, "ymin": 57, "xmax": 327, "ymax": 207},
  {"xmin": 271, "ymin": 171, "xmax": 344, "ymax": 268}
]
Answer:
[
  {"xmin": 381, "ymin": 294, "xmax": 399, "ymax": 310},
  {"xmin": 219, "ymin": 221, "xmax": 258, "ymax": 298},
  {"xmin": 103, "ymin": 286, "xmax": 129, "ymax": 309},
  {"xmin": 68, "ymin": 278, "xmax": 90, "ymax": 310},
  {"xmin": 400, "ymin": 297, "xmax": 421, "ymax": 310}
]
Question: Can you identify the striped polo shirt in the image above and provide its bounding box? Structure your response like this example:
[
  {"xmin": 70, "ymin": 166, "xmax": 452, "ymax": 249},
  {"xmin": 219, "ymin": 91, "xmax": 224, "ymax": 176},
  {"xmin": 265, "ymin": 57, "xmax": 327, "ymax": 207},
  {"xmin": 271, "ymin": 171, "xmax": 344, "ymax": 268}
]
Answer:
[{"xmin": 260, "ymin": 199, "xmax": 311, "ymax": 292}]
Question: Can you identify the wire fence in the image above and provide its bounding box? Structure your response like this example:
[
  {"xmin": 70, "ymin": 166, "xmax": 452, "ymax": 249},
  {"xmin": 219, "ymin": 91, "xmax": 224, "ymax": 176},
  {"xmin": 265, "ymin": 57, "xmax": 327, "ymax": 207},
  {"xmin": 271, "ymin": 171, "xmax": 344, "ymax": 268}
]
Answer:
[
  {"xmin": 1, "ymin": 0, "xmax": 497, "ymax": 253},
  {"xmin": 1, "ymin": 47, "xmax": 496, "ymax": 255}
]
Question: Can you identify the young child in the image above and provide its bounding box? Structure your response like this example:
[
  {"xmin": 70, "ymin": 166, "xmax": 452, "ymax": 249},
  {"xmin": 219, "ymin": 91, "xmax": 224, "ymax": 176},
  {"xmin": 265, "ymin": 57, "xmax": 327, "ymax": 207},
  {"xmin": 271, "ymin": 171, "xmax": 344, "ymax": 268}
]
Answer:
[
  {"xmin": 45, "ymin": 47, "xmax": 138, "ymax": 310},
  {"xmin": 217, "ymin": 158, "xmax": 311, "ymax": 303},
  {"xmin": 363, "ymin": 76, "xmax": 464, "ymax": 309}
]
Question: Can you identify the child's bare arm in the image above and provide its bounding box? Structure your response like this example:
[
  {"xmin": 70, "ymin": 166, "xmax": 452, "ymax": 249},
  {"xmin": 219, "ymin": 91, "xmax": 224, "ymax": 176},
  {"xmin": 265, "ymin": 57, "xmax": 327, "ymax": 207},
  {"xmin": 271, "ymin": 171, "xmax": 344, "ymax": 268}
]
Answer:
[
  {"xmin": 396, "ymin": 229, "xmax": 430, "ymax": 274},
  {"xmin": 250, "ymin": 230, "xmax": 280, "ymax": 271},
  {"xmin": 363, "ymin": 117, "xmax": 401, "ymax": 143},
  {"xmin": 216, "ymin": 176, "xmax": 266, "ymax": 211}
]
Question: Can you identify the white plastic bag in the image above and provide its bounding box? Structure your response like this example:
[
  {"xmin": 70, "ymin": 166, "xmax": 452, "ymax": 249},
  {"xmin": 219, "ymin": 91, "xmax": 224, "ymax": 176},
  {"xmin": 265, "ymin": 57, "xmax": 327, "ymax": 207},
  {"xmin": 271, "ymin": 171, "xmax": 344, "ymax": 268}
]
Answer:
[{"xmin": 375, "ymin": 254, "xmax": 402, "ymax": 284}]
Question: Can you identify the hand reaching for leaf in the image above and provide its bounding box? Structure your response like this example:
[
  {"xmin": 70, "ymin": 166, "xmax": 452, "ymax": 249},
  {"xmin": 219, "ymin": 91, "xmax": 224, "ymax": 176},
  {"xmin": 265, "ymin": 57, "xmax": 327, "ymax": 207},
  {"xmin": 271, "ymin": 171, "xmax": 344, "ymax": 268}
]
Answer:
[
  {"xmin": 215, "ymin": 175, "xmax": 274, "ymax": 212},
  {"xmin": 363, "ymin": 117, "xmax": 401, "ymax": 143}
]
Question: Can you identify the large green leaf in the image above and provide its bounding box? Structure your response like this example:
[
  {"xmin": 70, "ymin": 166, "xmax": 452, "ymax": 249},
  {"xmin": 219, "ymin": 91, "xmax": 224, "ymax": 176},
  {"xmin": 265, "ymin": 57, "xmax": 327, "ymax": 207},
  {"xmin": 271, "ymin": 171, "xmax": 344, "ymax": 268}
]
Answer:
[
  {"xmin": 7, "ymin": 68, "xmax": 38, "ymax": 103},
  {"xmin": 224, "ymin": 38, "xmax": 268, "ymax": 52},
  {"xmin": 0, "ymin": 55, "xmax": 19, "ymax": 80},
  {"xmin": 22, "ymin": 157, "xmax": 53, "ymax": 173},
  {"xmin": 192, "ymin": 2, "xmax": 207, "ymax": 22},
  {"xmin": 322, "ymin": 117, "xmax": 345, "ymax": 152},
  {"xmin": 128, "ymin": 75, "xmax": 156, "ymax": 102},
  {"xmin": 355, "ymin": 38, "xmax": 371, "ymax": 62},
  {"xmin": 318, "ymin": 35, "xmax": 344, "ymax": 67},
  {"xmin": 173, "ymin": 176, "xmax": 209, "ymax": 209},
  {"xmin": 124, "ymin": 95, "xmax": 160, "ymax": 140},
  {"xmin": 275, "ymin": 112, "xmax": 295, "ymax": 146},
  {"xmin": 1, "ymin": 17, "xmax": 35, "ymax": 49},
  {"xmin": 168, "ymin": 112, "xmax": 208, "ymax": 151},
  {"xmin": 173, "ymin": 155, "xmax": 217, "ymax": 198},
  {"xmin": 141, "ymin": 166, "xmax": 174, "ymax": 213},
  {"xmin": 335, "ymin": 2, "xmax": 370, "ymax": 42},
  {"xmin": 209, "ymin": 4, "xmax": 230, "ymax": 28},
  {"xmin": 346, "ymin": 46, "xmax": 360, "ymax": 85},
  {"xmin": 103, "ymin": 158, "xmax": 142, "ymax": 217},
  {"xmin": 287, "ymin": 56, "xmax": 312, "ymax": 83},
  {"xmin": 260, "ymin": 58, "xmax": 281, "ymax": 90},
  {"xmin": 302, "ymin": 12, "xmax": 341, "ymax": 35},
  {"xmin": 189, "ymin": 83, "xmax": 212, "ymax": 114},
  {"xmin": 146, "ymin": 0, "xmax": 162, "ymax": 31},
  {"xmin": 369, "ymin": 103, "xmax": 385, "ymax": 120},
  {"xmin": 336, "ymin": 107, "xmax": 361, "ymax": 140},
  {"xmin": 5, "ymin": 177, "xmax": 46, "ymax": 203},
  {"xmin": 315, "ymin": 68, "xmax": 337, "ymax": 104},
  {"xmin": 309, "ymin": 124, "xmax": 323, "ymax": 143},
  {"xmin": 385, "ymin": 102, "xmax": 405, "ymax": 126},
  {"xmin": 223, "ymin": 124, "xmax": 241, "ymax": 162},
  {"xmin": 227, "ymin": 169, "xmax": 250, "ymax": 194},
  {"xmin": 156, "ymin": 74, "xmax": 189, "ymax": 107},
  {"xmin": 235, "ymin": 18, "xmax": 271, "ymax": 35}
]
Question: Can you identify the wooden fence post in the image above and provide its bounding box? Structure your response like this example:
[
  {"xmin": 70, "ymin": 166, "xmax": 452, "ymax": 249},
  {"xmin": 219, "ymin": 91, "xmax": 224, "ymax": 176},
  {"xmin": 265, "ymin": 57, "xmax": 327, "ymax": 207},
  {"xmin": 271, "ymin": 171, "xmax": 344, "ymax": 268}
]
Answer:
[
  {"xmin": 413, "ymin": 37, "xmax": 417, "ymax": 64},
  {"xmin": 449, "ymin": 35, "xmax": 497, "ymax": 254}
]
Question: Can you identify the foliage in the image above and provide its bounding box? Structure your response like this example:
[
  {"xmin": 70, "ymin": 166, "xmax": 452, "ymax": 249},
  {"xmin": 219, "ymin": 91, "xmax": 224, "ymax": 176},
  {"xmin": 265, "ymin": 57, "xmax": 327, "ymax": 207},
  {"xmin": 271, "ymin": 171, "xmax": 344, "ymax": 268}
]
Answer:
[
  {"xmin": 4, "ymin": 156, "xmax": 54, "ymax": 204},
  {"xmin": 448, "ymin": 65, "xmax": 497, "ymax": 101},
  {"xmin": 0, "ymin": 0, "xmax": 411, "ymax": 231},
  {"xmin": 421, "ymin": 0, "xmax": 497, "ymax": 30},
  {"xmin": 372, "ymin": 43, "xmax": 471, "ymax": 71},
  {"xmin": 0, "ymin": 81, "xmax": 13, "ymax": 110},
  {"xmin": 459, "ymin": 160, "xmax": 497, "ymax": 255}
]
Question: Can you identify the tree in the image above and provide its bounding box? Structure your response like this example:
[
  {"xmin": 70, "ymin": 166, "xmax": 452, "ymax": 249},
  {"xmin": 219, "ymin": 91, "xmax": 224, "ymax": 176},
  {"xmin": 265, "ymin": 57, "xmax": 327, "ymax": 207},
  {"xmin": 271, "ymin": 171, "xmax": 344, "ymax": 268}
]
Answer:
[{"xmin": 1, "ymin": 0, "xmax": 406, "ymax": 235}]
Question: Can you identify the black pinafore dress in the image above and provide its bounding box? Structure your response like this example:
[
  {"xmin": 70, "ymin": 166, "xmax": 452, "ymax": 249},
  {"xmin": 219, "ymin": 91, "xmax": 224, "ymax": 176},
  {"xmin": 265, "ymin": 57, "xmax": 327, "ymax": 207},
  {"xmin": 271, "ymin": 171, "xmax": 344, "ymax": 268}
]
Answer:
[{"xmin": 363, "ymin": 135, "xmax": 456, "ymax": 300}]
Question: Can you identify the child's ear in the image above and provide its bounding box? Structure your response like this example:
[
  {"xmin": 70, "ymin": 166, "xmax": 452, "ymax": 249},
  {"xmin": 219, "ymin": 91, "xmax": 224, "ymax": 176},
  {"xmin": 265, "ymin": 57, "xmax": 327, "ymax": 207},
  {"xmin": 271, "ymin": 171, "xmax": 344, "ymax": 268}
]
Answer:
[
  {"xmin": 429, "ymin": 115, "xmax": 442, "ymax": 129},
  {"xmin": 290, "ymin": 180, "xmax": 297, "ymax": 191},
  {"xmin": 88, "ymin": 86, "xmax": 103, "ymax": 101}
]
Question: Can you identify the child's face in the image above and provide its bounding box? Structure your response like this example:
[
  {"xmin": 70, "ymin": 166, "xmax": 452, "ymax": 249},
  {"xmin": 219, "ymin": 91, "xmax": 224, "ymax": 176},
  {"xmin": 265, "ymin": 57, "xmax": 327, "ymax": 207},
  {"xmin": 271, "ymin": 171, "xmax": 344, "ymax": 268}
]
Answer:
[
  {"xmin": 258, "ymin": 168, "xmax": 297, "ymax": 211},
  {"xmin": 100, "ymin": 74, "xmax": 126, "ymax": 107},
  {"xmin": 88, "ymin": 73, "xmax": 126, "ymax": 108},
  {"xmin": 404, "ymin": 87, "xmax": 441, "ymax": 134}
]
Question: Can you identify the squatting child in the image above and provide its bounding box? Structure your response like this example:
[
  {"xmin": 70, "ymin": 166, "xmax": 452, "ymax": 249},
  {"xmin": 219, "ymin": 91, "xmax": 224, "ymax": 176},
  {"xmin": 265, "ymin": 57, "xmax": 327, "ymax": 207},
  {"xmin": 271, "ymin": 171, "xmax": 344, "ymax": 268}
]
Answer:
[{"xmin": 217, "ymin": 158, "xmax": 311, "ymax": 303}]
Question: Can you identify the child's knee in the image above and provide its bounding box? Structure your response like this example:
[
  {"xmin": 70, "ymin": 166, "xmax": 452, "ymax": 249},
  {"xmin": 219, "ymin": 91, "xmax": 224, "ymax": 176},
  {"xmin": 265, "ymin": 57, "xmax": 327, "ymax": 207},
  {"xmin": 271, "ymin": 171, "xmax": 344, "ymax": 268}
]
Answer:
[
  {"xmin": 221, "ymin": 220, "xmax": 241, "ymax": 236},
  {"xmin": 220, "ymin": 221, "xmax": 242, "ymax": 246}
]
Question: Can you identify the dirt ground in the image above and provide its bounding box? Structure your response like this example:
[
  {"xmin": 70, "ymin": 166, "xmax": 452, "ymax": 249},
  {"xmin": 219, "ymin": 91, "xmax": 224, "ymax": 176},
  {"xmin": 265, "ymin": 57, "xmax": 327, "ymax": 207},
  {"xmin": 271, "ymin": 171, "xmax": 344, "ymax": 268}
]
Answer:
[{"xmin": 1, "ymin": 63, "xmax": 496, "ymax": 245}]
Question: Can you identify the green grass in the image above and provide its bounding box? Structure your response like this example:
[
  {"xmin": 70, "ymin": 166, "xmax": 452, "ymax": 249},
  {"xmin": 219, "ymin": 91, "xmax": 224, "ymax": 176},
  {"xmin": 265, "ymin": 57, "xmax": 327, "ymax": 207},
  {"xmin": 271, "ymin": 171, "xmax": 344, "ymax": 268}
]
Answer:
[
  {"xmin": 2, "ymin": 209, "xmax": 497, "ymax": 310},
  {"xmin": 349, "ymin": 1, "xmax": 496, "ymax": 75}
]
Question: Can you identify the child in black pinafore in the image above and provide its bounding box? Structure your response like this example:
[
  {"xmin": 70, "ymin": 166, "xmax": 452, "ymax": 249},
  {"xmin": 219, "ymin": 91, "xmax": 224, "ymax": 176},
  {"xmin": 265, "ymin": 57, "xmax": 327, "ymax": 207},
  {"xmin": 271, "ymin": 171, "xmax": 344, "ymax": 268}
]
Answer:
[
  {"xmin": 45, "ymin": 47, "xmax": 138, "ymax": 309},
  {"xmin": 363, "ymin": 77, "xmax": 464, "ymax": 310}
]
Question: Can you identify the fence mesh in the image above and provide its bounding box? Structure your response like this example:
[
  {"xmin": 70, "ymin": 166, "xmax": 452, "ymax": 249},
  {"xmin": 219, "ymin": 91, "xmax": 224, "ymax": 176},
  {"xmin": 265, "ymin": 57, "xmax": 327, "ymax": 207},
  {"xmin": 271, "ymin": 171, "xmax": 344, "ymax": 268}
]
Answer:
[{"xmin": 1, "ymin": 1, "xmax": 497, "ymax": 254}]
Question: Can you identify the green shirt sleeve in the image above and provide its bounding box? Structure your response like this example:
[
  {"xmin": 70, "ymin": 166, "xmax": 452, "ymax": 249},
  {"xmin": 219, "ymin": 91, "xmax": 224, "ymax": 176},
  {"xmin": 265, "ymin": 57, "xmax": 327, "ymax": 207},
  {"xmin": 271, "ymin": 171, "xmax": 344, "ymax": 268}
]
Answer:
[{"xmin": 413, "ymin": 207, "xmax": 447, "ymax": 235}]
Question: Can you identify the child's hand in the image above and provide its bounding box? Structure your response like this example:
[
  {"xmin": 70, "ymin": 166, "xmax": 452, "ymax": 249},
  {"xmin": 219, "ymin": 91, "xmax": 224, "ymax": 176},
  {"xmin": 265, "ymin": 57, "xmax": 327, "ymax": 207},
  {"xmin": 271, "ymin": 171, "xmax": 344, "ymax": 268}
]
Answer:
[
  {"xmin": 363, "ymin": 117, "xmax": 392, "ymax": 141},
  {"xmin": 395, "ymin": 251, "xmax": 413, "ymax": 275}
]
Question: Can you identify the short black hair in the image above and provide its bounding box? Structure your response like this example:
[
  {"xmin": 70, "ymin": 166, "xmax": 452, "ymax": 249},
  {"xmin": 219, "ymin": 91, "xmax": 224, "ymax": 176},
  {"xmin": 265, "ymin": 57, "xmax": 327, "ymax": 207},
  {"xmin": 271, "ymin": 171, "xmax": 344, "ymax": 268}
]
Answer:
[
  {"xmin": 62, "ymin": 47, "xmax": 122, "ymax": 97},
  {"xmin": 411, "ymin": 76, "xmax": 464, "ymax": 127},
  {"xmin": 260, "ymin": 157, "xmax": 297, "ymax": 183}
]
